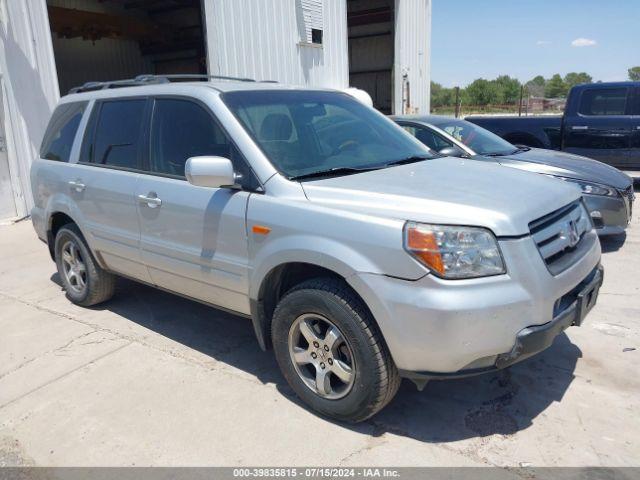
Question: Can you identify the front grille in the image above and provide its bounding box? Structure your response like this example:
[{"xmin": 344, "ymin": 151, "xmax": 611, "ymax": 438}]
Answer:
[{"xmin": 529, "ymin": 200, "xmax": 592, "ymax": 276}]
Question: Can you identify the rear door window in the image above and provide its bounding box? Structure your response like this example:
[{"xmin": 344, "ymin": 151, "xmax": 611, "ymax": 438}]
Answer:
[
  {"xmin": 40, "ymin": 102, "xmax": 87, "ymax": 162},
  {"xmin": 578, "ymin": 88, "xmax": 629, "ymax": 116},
  {"xmin": 89, "ymin": 99, "xmax": 147, "ymax": 169}
]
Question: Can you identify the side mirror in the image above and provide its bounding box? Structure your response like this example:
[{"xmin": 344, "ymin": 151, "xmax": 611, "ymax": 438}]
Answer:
[
  {"xmin": 438, "ymin": 146, "xmax": 467, "ymax": 158},
  {"xmin": 185, "ymin": 156, "xmax": 237, "ymax": 188}
]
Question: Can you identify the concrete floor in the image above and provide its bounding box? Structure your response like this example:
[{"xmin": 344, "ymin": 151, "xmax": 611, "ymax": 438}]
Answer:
[{"xmin": 0, "ymin": 208, "xmax": 638, "ymax": 467}]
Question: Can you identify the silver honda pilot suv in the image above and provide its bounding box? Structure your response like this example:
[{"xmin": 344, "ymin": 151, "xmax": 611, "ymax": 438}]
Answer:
[{"xmin": 31, "ymin": 76, "xmax": 603, "ymax": 422}]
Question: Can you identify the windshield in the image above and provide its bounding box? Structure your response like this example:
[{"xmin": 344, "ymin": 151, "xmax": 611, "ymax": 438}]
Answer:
[
  {"xmin": 431, "ymin": 119, "xmax": 516, "ymax": 156},
  {"xmin": 222, "ymin": 90, "xmax": 434, "ymax": 179}
]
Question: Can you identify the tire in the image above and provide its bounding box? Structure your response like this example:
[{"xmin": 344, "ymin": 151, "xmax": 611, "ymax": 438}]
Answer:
[
  {"xmin": 271, "ymin": 277, "xmax": 400, "ymax": 423},
  {"xmin": 54, "ymin": 223, "xmax": 115, "ymax": 307}
]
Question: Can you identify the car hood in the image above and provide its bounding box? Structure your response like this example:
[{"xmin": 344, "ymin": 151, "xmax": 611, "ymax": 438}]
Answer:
[
  {"xmin": 496, "ymin": 148, "xmax": 633, "ymax": 190},
  {"xmin": 301, "ymin": 158, "xmax": 582, "ymax": 237}
]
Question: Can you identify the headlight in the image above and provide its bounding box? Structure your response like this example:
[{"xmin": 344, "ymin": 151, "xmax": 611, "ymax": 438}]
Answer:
[
  {"xmin": 403, "ymin": 222, "xmax": 506, "ymax": 279},
  {"xmin": 557, "ymin": 177, "xmax": 616, "ymax": 197}
]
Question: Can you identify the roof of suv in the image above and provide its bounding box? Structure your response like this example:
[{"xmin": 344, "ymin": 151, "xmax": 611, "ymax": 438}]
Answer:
[{"xmin": 60, "ymin": 77, "xmax": 336, "ymax": 104}]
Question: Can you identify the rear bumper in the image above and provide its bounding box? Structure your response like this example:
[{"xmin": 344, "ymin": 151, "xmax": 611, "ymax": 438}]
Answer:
[{"xmin": 398, "ymin": 265, "xmax": 603, "ymax": 381}]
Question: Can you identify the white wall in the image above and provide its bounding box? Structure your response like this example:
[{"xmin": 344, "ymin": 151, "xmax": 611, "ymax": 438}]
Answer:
[
  {"xmin": 0, "ymin": 0, "xmax": 59, "ymax": 218},
  {"xmin": 394, "ymin": 0, "xmax": 431, "ymax": 114},
  {"xmin": 204, "ymin": 0, "xmax": 349, "ymax": 88}
]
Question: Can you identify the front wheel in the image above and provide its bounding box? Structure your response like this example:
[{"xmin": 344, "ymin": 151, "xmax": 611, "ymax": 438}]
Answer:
[{"xmin": 271, "ymin": 278, "xmax": 400, "ymax": 423}]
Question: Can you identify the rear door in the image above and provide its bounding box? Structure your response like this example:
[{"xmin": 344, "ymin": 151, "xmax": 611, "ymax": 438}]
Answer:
[
  {"xmin": 72, "ymin": 97, "xmax": 151, "ymax": 282},
  {"xmin": 135, "ymin": 97, "xmax": 256, "ymax": 314},
  {"xmin": 563, "ymin": 85, "xmax": 633, "ymax": 167}
]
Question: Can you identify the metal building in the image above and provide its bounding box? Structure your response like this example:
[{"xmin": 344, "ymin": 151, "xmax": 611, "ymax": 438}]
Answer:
[{"xmin": 0, "ymin": 0, "xmax": 431, "ymax": 221}]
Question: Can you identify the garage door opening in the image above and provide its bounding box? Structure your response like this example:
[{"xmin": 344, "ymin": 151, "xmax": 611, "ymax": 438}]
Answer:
[
  {"xmin": 47, "ymin": 0, "xmax": 207, "ymax": 95},
  {"xmin": 347, "ymin": 0, "xmax": 394, "ymax": 114}
]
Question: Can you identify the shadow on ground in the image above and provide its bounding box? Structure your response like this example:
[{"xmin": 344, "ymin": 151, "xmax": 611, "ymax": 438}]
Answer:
[{"xmin": 51, "ymin": 275, "xmax": 581, "ymax": 444}]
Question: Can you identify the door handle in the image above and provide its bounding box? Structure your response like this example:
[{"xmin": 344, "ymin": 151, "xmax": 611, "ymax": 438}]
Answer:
[
  {"xmin": 68, "ymin": 180, "xmax": 86, "ymax": 192},
  {"xmin": 137, "ymin": 194, "xmax": 162, "ymax": 208},
  {"xmin": 571, "ymin": 126, "xmax": 589, "ymax": 130}
]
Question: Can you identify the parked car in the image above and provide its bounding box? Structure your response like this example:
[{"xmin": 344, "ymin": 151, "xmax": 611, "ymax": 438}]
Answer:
[
  {"xmin": 466, "ymin": 82, "xmax": 640, "ymax": 171},
  {"xmin": 393, "ymin": 115, "xmax": 634, "ymax": 236},
  {"xmin": 31, "ymin": 75, "xmax": 603, "ymax": 422}
]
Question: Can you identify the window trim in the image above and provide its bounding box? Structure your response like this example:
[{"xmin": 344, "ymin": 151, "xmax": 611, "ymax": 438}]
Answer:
[
  {"xmin": 577, "ymin": 87, "xmax": 631, "ymax": 117},
  {"xmin": 77, "ymin": 96, "xmax": 151, "ymax": 173},
  {"xmin": 143, "ymin": 94, "xmax": 263, "ymax": 191}
]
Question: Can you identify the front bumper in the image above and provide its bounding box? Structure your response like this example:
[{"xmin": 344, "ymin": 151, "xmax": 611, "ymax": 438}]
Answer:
[
  {"xmin": 583, "ymin": 190, "xmax": 633, "ymax": 236},
  {"xmin": 400, "ymin": 265, "xmax": 602, "ymax": 380},
  {"xmin": 497, "ymin": 264, "xmax": 601, "ymax": 364},
  {"xmin": 348, "ymin": 230, "xmax": 601, "ymax": 374}
]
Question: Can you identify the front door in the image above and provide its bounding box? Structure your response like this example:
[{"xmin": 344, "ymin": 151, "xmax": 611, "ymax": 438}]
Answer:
[
  {"xmin": 136, "ymin": 97, "xmax": 255, "ymax": 314},
  {"xmin": 562, "ymin": 85, "xmax": 633, "ymax": 168},
  {"xmin": 0, "ymin": 84, "xmax": 17, "ymax": 220}
]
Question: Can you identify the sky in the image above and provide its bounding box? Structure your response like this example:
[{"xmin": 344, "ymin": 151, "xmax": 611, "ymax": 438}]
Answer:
[{"xmin": 431, "ymin": 0, "xmax": 640, "ymax": 87}]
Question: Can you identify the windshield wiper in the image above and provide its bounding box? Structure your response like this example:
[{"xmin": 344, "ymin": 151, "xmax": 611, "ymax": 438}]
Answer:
[
  {"xmin": 289, "ymin": 154, "xmax": 434, "ymax": 181},
  {"xmin": 289, "ymin": 165, "xmax": 382, "ymax": 181},
  {"xmin": 512, "ymin": 146, "xmax": 531, "ymax": 154},
  {"xmin": 482, "ymin": 151, "xmax": 513, "ymax": 157},
  {"xmin": 382, "ymin": 154, "xmax": 434, "ymax": 167}
]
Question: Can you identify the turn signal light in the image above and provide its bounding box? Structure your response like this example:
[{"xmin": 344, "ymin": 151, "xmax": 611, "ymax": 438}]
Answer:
[
  {"xmin": 252, "ymin": 225, "xmax": 271, "ymax": 235},
  {"xmin": 405, "ymin": 226, "xmax": 445, "ymax": 275}
]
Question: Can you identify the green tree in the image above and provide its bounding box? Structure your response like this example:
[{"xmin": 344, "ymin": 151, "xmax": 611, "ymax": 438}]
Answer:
[
  {"xmin": 430, "ymin": 81, "xmax": 456, "ymax": 107},
  {"xmin": 564, "ymin": 72, "xmax": 593, "ymax": 88},
  {"xmin": 545, "ymin": 74, "xmax": 568, "ymax": 98},
  {"xmin": 525, "ymin": 75, "xmax": 546, "ymax": 97},
  {"xmin": 465, "ymin": 78, "xmax": 500, "ymax": 105},
  {"xmin": 629, "ymin": 66, "xmax": 640, "ymax": 81},
  {"xmin": 529, "ymin": 75, "xmax": 546, "ymax": 87},
  {"xmin": 493, "ymin": 75, "xmax": 521, "ymax": 104}
]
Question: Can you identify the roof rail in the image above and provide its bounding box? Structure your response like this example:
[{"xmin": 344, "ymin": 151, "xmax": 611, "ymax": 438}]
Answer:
[{"xmin": 68, "ymin": 73, "xmax": 258, "ymax": 94}]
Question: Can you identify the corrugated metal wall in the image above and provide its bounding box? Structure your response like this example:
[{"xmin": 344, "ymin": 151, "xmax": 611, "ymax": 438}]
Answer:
[
  {"xmin": 204, "ymin": 0, "xmax": 349, "ymax": 88},
  {"xmin": 0, "ymin": 0, "xmax": 59, "ymax": 218},
  {"xmin": 394, "ymin": 0, "xmax": 431, "ymax": 114}
]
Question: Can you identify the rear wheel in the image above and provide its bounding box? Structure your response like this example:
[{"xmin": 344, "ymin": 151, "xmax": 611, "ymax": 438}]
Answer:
[
  {"xmin": 54, "ymin": 224, "xmax": 115, "ymax": 306},
  {"xmin": 271, "ymin": 277, "xmax": 400, "ymax": 423}
]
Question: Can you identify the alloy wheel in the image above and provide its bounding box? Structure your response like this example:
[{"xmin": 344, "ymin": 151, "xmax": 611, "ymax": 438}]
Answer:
[
  {"xmin": 61, "ymin": 240, "xmax": 87, "ymax": 295},
  {"xmin": 288, "ymin": 313, "xmax": 356, "ymax": 400}
]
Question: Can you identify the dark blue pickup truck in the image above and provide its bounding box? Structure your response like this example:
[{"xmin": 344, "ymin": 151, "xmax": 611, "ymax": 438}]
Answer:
[{"xmin": 467, "ymin": 82, "xmax": 640, "ymax": 170}]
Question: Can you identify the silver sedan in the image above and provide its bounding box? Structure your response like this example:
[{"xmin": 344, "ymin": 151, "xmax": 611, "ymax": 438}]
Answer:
[{"xmin": 394, "ymin": 115, "xmax": 635, "ymax": 236}]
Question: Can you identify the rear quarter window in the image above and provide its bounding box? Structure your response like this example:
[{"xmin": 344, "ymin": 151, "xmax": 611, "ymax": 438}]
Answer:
[
  {"xmin": 40, "ymin": 102, "xmax": 87, "ymax": 162},
  {"xmin": 578, "ymin": 88, "xmax": 629, "ymax": 116}
]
